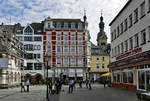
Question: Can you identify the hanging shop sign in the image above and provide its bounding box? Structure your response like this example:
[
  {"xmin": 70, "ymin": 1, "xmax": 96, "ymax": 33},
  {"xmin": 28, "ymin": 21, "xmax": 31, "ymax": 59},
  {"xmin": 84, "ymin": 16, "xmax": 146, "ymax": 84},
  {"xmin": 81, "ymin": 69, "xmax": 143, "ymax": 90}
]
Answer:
[{"xmin": 0, "ymin": 58, "xmax": 8, "ymax": 68}]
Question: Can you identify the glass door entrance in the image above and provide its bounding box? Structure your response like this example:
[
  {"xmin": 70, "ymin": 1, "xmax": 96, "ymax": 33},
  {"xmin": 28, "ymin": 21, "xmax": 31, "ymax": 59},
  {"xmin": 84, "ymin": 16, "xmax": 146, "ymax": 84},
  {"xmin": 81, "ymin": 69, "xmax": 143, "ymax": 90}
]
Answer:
[{"xmin": 137, "ymin": 69, "xmax": 150, "ymax": 91}]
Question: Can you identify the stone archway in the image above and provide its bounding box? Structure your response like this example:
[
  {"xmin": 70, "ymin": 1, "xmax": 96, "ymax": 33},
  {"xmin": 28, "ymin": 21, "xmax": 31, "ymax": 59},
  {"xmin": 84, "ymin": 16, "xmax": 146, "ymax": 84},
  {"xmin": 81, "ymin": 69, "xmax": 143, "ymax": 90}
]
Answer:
[{"xmin": 35, "ymin": 74, "xmax": 42, "ymax": 84}]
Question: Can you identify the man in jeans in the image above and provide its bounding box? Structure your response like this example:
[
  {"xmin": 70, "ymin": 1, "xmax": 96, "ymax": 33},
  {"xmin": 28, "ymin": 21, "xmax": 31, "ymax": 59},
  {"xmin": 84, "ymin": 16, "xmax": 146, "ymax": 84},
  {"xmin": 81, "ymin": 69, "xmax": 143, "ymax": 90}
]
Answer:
[
  {"xmin": 68, "ymin": 79, "xmax": 74, "ymax": 93},
  {"xmin": 26, "ymin": 80, "xmax": 30, "ymax": 92}
]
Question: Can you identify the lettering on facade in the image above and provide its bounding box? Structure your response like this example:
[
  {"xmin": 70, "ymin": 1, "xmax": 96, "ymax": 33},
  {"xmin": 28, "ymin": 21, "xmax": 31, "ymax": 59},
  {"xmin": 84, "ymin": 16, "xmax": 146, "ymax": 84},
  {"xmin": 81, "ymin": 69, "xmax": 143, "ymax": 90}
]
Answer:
[{"xmin": 116, "ymin": 47, "xmax": 142, "ymax": 60}]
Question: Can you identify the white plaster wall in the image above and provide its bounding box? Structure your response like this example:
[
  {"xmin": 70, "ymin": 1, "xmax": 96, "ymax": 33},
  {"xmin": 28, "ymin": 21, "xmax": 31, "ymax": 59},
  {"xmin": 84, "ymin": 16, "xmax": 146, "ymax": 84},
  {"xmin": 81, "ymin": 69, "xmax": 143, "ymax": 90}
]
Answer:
[{"xmin": 110, "ymin": 0, "xmax": 150, "ymax": 62}]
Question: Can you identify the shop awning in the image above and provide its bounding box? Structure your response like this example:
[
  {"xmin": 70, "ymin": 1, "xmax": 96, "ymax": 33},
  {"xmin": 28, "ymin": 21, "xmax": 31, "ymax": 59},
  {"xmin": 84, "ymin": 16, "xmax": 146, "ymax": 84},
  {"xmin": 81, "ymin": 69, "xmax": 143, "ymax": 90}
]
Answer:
[{"xmin": 100, "ymin": 72, "xmax": 110, "ymax": 77}]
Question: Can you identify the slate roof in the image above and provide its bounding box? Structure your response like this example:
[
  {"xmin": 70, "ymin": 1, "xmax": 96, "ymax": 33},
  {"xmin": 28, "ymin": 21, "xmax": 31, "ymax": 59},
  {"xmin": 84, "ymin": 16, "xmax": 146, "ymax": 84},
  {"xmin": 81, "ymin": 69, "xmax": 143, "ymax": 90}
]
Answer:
[{"xmin": 30, "ymin": 22, "xmax": 43, "ymax": 35}]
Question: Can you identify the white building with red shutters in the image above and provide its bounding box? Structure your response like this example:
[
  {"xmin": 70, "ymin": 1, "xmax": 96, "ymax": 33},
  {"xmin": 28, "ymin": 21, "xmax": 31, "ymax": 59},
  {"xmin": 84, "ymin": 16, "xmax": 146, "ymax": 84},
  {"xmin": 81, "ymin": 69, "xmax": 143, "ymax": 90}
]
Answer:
[{"xmin": 43, "ymin": 16, "xmax": 91, "ymax": 80}]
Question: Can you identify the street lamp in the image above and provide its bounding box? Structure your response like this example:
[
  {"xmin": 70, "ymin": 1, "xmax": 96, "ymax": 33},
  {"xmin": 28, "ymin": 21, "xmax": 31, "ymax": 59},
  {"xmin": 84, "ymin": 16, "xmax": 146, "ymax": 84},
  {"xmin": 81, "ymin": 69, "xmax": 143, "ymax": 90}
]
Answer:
[{"xmin": 45, "ymin": 56, "xmax": 50, "ymax": 101}]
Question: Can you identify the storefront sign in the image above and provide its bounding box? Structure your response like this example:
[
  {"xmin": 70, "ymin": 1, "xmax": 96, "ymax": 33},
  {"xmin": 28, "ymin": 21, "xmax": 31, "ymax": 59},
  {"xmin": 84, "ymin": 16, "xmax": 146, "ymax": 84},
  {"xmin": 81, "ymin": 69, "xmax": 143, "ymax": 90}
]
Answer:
[
  {"xmin": 0, "ymin": 58, "xmax": 8, "ymax": 68},
  {"xmin": 116, "ymin": 47, "xmax": 142, "ymax": 60},
  {"xmin": 109, "ymin": 50, "xmax": 150, "ymax": 68}
]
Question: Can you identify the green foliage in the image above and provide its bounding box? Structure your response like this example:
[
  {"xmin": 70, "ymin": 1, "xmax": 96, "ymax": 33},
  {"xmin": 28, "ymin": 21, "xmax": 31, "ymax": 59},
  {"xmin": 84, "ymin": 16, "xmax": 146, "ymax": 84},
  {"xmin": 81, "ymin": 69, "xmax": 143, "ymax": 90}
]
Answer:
[{"xmin": 147, "ymin": 84, "xmax": 150, "ymax": 90}]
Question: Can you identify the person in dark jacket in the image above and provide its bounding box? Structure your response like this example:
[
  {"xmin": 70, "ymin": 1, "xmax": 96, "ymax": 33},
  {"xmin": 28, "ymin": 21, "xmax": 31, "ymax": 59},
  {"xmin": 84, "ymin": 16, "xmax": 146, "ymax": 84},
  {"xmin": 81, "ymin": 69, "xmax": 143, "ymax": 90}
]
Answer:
[
  {"xmin": 103, "ymin": 79, "xmax": 106, "ymax": 88},
  {"xmin": 48, "ymin": 79, "xmax": 52, "ymax": 94}
]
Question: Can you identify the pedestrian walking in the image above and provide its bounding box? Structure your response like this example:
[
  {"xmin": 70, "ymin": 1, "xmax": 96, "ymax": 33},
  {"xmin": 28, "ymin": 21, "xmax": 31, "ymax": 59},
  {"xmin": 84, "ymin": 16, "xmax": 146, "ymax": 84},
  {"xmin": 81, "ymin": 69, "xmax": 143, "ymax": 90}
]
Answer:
[
  {"xmin": 103, "ymin": 79, "xmax": 106, "ymax": 88},
  {"xmin": 48, "ymin": 79, "xmax": 52, "ymax": 94},
  {"xmin": 68, "ymin": 79, "xmax": 74, "ymax": 93},
  {"xmin": 88, "ymin": 79, "xmax": 92, "ymax": 90},
  {"xmin": 26, "ymin": 80, "xmax": 30, "ymax": 92},
  {"xmin": 85, "ymin": 79, "xmax": 89, "ymax": 88},
  {"xmin": 21, "ymin": 81, "xmax": 26, "ymax": 92},
  {"xmin": 79, "ymin": 79, "xmax": 82, "ymax": 88}
]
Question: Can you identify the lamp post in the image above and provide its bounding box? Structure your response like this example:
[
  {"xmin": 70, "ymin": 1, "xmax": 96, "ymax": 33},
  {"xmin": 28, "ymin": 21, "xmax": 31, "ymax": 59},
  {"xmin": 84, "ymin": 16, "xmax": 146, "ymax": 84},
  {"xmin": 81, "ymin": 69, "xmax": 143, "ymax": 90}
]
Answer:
[{"xmin": 45, "ymin": 56, "xmax": 50, "ymax": 101}]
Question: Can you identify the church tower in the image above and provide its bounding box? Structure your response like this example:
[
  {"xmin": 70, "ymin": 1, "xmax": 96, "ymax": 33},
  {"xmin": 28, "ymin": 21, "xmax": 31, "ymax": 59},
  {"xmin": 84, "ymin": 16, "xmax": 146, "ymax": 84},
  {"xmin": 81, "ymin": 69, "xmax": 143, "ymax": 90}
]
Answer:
[{"xmin": 97, "ymin": 11, "xmax": 108, "ymax": 49}]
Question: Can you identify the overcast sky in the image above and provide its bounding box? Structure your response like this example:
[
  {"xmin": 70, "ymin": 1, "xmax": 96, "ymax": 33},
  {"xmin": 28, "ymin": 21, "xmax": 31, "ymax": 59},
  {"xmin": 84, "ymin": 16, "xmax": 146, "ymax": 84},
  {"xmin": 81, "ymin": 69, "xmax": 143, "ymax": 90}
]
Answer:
[{"xmin": 0, "ymin": 0, "xmax": 128, "ymax": 44}]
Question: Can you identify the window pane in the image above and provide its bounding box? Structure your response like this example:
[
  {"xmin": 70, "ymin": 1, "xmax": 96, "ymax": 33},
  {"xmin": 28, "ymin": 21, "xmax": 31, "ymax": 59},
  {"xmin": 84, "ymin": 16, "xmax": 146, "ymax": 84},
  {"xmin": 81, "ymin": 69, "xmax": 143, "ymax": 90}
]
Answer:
[
  {"xmin": 140, "ymin": 2, "xmax": 145, "ymax": 17},
  {"xmin": 138, "ymin": 71, "xmax": 145, "ymax": 89},
  {"xmin": 134, "ymin": 9, "xmax": 138, "ymax": 22}
]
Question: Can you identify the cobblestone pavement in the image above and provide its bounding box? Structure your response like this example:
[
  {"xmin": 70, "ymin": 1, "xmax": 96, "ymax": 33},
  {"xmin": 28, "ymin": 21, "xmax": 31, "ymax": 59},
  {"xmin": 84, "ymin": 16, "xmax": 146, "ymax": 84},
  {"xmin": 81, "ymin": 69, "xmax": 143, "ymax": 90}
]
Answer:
[
  {"xmin": 59, "ymin": 84, "xmax": 137, "ymax": 101},
  {"xmin": 0, "ymin": 85, "xmax": 47, "ymax": 101},
  {"xmin": 0, "ymin": 84, "xmax": 137, "ymax": 101}
]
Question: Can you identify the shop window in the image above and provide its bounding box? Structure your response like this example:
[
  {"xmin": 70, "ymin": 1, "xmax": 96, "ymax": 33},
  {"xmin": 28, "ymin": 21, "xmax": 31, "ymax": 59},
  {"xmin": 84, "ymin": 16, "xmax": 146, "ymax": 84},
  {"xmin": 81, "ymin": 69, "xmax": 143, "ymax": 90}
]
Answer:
[
  {"xmin": 123, "ymin": 70, "xmax": 133, "ymax": 84},
  {"xmin": 123, "ymin": 72, "xmax": 128, "ymax": 83},
  {"xmin": 138, "ymin": 70, "xmax": 145, "ymax": 89},
  {"xmin": 113, "ymin": 71, "xmax": 120, "ymax": 83}
]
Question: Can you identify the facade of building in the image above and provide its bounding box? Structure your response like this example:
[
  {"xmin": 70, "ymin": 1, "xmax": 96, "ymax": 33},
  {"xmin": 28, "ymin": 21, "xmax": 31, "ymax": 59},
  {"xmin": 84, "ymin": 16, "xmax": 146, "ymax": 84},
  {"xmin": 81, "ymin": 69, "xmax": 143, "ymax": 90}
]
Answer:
[
  {"xmin": 16, "ymin": 23, "xmax": 44, "ymax": 84},
  {"xmin": 43, "ymin": 16, "xmax": 91, "ymax": 80},
  {"xmin": 89, "ymin": 15, "xmax": 110, "ymax": 81},
  {"xmin": 0, "ymin": 24, "xmax": 22, "ymax": 87},
  {"xmin": 109, "ymin": 0, "xmax": 150, "ymax": 90}
]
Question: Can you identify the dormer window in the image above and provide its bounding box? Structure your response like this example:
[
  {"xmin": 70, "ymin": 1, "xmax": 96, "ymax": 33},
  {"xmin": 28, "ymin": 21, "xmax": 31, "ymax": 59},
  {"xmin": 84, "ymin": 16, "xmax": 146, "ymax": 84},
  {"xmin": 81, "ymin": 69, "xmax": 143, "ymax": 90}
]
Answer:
[
  {"xmin": 56, "ymin": 23, "xmax": 61, "ymax": 28},
  {"xmin": 71, "ymin": 23, "xmax": 75, "ymax": 29},
  {"xmin": 78, "ymin": 23, "xmax": 82, "ymax": 29},
  {"xmin": 24, "ymin": 26, "xmax": 33, "ymax": 35},
  {"xmin": 64, "ymin": 23, "xmax": 68, "ymax": 29},
  {"xmin": 48, "ymin": 23, "xmax": 50, "ymax": 28}
]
